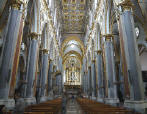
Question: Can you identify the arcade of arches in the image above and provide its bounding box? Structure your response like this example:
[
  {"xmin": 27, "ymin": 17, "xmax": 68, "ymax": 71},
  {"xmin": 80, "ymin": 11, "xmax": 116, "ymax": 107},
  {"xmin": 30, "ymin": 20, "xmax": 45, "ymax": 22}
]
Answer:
[{"xmin": 0, "ymin": 0, "xmax": 147, "ymax": 113}]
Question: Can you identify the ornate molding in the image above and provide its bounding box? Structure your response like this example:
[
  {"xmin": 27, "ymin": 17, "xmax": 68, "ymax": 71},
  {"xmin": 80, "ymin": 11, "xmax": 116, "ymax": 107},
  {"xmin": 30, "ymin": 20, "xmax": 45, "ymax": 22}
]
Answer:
[
  {"xmin": 118, "ymin": 0, "xmax": 133, "ymax": 11},
  {"xmin": 103, "ymin": 34, "xmax": 114, "ymax": 41},
  {"xmin": 11, "ymin": 0, "xmax": 23, "ymax": 10},
  {"xmin": 41, "ymin": 49, "xmax": 49, "ymax": 54},
  {"xmin": 92, "ymin": 59, "xmax": 96, "ymax": 62},
  {"xmin": 97, "ymin": 50, "xmax": 102, "ymax": 54},
  {"xmin": 29, "ymin": 32, "xmax": 40, "ymax": 40}
]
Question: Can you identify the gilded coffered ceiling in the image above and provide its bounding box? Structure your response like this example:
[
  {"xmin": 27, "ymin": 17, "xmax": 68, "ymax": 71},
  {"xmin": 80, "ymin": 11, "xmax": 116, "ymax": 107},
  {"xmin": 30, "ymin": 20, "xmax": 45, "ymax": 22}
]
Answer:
[{"xmin": 61, "ymin": 0, "xmax": 86, "ymax": 33}]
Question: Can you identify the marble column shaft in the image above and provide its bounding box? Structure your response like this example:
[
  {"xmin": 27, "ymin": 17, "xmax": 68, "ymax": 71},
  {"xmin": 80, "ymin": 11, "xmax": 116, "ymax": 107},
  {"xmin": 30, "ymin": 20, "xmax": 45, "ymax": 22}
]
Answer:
[
  {"xmin": 83, "ymin": 73, "xmax": 86, "ymax": 94},
  {"xmin": 84, "ymin": 74, "xmax": 87, "ymax": 94},
  {"xmin": 48, "ymin": 60, "xmax": 53, "ymax": 94},
  {"xmin": 91, "ymin": 61, "xmax": 97, "ymax": 97},
  {"xmin": 0, "ymin": 7, "xmax": 22, "ymax": 99},
  {"xmin": 82, "ymin": 67, "xmax": 85, "ymax": 93},
  {"xmin": 85, "ymin": 73, "xmax": 88, "ymax": 95},
  {"xmin": 25, "ymin": 38, "xmax": 38, "ymax": 98},
  {"xmin": 40, "ymin": 53, "xmax": 49, "ymax": 97},
  {"xmin": 58, "ymin": 74, "xmax": 62, "ymax": 95},
  {"xmin": 55, "ymin": 75, "xmax": 58, "ymax": 94},
  {"xmin": 88, "ymin": 67, "xmax": 91, "ymax": 96},
  {"xmin": 104, "ymin": 39, "xmax": 117, "ymax": 99},
  {"xmin": 96, "ymin": 52, "xmax": 104, "ymax": 99},
  {"xmin": 119, "ymin": 9, "xmax": 144, "ymax": 100}
]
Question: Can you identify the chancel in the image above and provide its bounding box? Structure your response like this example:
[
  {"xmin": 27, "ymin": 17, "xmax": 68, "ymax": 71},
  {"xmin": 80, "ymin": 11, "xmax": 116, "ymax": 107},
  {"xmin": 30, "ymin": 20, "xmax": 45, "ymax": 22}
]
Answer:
[{"xmin": 0, "ymin": 0, "xmax": 147, "ymax": 114}]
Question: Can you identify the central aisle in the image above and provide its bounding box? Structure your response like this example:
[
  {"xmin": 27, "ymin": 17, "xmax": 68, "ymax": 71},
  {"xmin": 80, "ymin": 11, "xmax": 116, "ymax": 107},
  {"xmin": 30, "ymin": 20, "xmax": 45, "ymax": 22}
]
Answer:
[{"xmin": 66, "ymin": 99, "xmax": 82, "ymax": 114}]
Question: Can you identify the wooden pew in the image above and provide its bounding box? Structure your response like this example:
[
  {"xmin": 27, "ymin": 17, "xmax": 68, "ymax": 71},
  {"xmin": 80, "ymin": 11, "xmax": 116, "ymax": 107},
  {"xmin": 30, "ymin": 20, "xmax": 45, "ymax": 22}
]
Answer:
[
  {"xmin": 24, "ymin": 112, "xmax": 53, "ymax": 114},
  {"xmin": 24, "ymin": 98, "xmax": 62, "ymax": 114},
  {"xmin": 77, "ymin": 98, "xmax": 140, "ymax": 114}
]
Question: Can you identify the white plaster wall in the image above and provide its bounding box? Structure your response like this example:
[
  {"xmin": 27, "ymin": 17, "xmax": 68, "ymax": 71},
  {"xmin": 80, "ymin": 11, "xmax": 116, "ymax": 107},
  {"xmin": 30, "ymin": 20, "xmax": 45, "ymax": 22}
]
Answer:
[{"xmin": 140, "ymin": 52, "xmax": 147, "ymax": 71}]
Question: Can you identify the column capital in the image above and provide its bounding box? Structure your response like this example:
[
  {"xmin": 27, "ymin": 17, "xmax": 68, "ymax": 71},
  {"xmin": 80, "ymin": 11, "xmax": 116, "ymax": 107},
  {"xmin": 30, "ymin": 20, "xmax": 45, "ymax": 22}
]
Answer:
[
  {"xmin": 41, "ymin": 49, "xmax": 49, "ymax": 54},
  {"xmin": 102, "ymin": 34, "xmax": 113, "ymax": 41},
  {"xmin": 29, "ymin": 32, "xmax": 40, "ymax": 40},
  {"xmin": 11, "ymin": 0, "xmax": 23, "ymax": 10},
  {"xmin": 88, "ymin": 66, "xmax": 91, "ymax": 69},
  {"xmin": 84, "ymin": 71, "xmax": 88, "ymax": 74},
  {"xmin": 96, "ymin": 50, "xmax": 102, "ymax": 54},
  {"xmin": 92, "ymin": 59, "xmax": 96, "ymax": 63},
  {"xmin": 103, "ymin": 34, "xmax": 114, "ymax": 38},
  {"xmin": 118, "ymin": 1, "xmax": 133, "ymax": 11},
  {"xmin": 49, "ymin": 59, "xmax": 53, "ymax": 62},
  {"xmin": 37, "ymin": 70, "xmax": 40, "ymax": 74}
]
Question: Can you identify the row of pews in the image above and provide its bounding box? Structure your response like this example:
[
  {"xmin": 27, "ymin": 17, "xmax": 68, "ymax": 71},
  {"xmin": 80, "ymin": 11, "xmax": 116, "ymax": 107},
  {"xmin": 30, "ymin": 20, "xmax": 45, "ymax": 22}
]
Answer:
[
  {"xmin": 24, "ymin": 98, "xmax": 62, "ymax": 114},
  {"xmin": 77, "ymin": 98, "xmax": 140, "ymax": 114}
]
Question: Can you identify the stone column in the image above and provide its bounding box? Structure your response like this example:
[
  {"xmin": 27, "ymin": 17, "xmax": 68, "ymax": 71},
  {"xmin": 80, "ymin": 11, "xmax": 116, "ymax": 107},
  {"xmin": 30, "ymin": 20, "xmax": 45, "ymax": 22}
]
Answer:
[
  {"xmin": 84, "ymin": 73, "xmax": 87, "ymax": 94},
  {"xmin": 91, "ymin": 60, "xmax": 97, "ymax": 99},
  {"xmin": 113, "ymin": 34, "xmax": 125, "ymax": 103},
  {"xmin": 47, "ymin": 60, "xmax": 53, "ymax": 100},
  {"xmin": 118, "ymin": 2, "xmax": 146, "ymax": 112},
  {"xmin": 85, "ymin": 72, "xmax": 88, "ymax": 96},
  {"xmin": 52, "ymin": 66, "xmax": 57, "ymax": 94},
  {"xmin": 40, "ymin": 50, "xmax": 49, "ymax": 102},
  {"xmin": 0, "ymin": 0, "xmax": 23, "ymax": 109},
  {"xmin": 96, "ymin": 51, "xmax": 104, "ymax": 102},
  {"xmin": 87, "ymin": 67, "xmax": 91, "ymax": 97},
  {"xmin": 24, "ymin": 33, "xmax": 39, "ymax": 105},
  {"xmin": 83, "ymin": 72, "xmax": 86, "ymax": 94},
  {"xmin": 54, "ymin": 74, "xmax": 58, "ymax": 96},
  {"xmin": 103, "ymin": 35, "xmax": 119, "ymax": 105},
  {"xmin": 82, "ymin": 66, "xmax": 85, "ymax": 94},
  {"xmin": 58, "ymin": 74, "xmax": 62, "ymax": 96}
]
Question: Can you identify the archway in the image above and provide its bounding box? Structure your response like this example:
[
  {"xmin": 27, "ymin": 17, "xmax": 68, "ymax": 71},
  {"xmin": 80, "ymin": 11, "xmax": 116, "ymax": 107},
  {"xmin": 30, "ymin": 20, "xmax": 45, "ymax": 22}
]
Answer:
[{"xmin": 61, "ymin": 36, "xmax": 84, "ymax": 86}]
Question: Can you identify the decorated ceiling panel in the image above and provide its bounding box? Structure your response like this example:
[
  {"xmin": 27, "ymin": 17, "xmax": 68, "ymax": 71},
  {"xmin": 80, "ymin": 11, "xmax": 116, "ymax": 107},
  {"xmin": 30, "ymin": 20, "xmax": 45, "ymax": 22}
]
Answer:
[{"xmin": 62, "ymin": 0, "xmax": 86, "ymax": 33}]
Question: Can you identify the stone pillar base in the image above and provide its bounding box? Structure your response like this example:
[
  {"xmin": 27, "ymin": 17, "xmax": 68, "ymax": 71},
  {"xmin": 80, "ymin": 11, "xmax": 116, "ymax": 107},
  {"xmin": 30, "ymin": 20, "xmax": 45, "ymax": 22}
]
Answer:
[
  {"xmin": 47, "ymin": 95, "xmax": 54, "ymax": 100},
  {"xmin": 54, "ymin": 95, "xmax": 59, "ymax": 98},
  {"xmin": 104, "ymin": 98, "xmax": 119, "ymax": 106},
  {"xmin": 83, "ymin": 95, "xmax": 89, "ymax": 98},
  {"xmin": 47, "ymin": 90, "xmax": 54, "ymax": 100},
  {"xmin": 97, "ymin": 98, "xmax": 104, "ymax": 103},
  {"xmin": 0, "ymin": 99, "xmax": 15, "ymax": 110},
  {"xmin": 40, "ymin": 96, "xmax": 48, "ymax": 102},
  {"xmin": 24, "ymin": 97, "xmax": 36, "ymax": 106},
  {"xmin": 47, "ymin": 97, "xmax": 53, "ymax": 100},
  {"xmin": 91, "ymin": 96, "xmax": 97, "ymax": 100},
  {"xmin": 57, "ymin": 95, "xmax": 62, "ymax": 97},
  {"xmin": 124, "ymin": 100, "xmax": 147, "ymax": 114}
]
